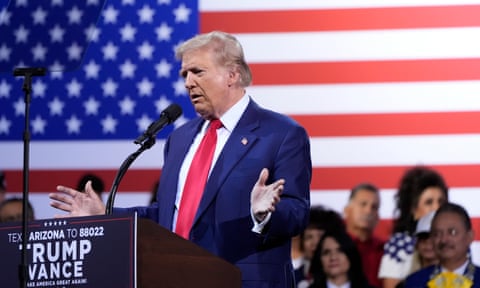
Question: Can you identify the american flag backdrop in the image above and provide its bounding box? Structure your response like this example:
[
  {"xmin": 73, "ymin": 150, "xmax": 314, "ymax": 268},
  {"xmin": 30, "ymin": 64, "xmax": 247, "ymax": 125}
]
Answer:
[{"xmin": 2, "ymin": 0, "xmax": 480, "ymax": 259}]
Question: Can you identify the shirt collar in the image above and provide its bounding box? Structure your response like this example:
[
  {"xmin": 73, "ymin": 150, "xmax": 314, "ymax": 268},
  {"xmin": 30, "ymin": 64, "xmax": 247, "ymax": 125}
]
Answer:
[{"xmin": 217, "ymin": 94, "xmax": 250, "ymax": 132}]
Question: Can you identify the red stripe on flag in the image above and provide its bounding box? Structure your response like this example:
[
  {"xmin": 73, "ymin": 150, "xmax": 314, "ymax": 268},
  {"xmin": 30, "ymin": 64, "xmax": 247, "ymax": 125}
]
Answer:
[
  {"xmin": 4, "ymin": 169, "xmax": 161, "ymax": 194},
  {"xmin": 293, "ymin": 112, "xmax": 480, "ymax": 137},
  {"xmin": 250, "ymin": 59, "xmax": 480, "ymax": 85},
  {"xmin": 200, "ymin": 5, "xmax": 480, "ymax": 33},
  {"xmin": 312, "ymin": 164, "xmax": 480, "ymax": 190},
  {"xmin": 4, "ymin": 164, "xmax": 480, "ymax": 192}
]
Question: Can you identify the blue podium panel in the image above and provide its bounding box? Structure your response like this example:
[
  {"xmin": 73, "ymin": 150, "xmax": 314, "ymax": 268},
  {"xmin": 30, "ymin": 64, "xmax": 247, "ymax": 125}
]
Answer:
[{"xmin": 0, "ymin": 214, "xmax": 136, "ymax": 288}]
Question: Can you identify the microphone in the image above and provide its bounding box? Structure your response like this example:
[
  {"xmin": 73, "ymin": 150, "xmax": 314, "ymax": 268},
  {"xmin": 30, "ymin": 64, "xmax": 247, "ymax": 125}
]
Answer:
[{"xmin": 134, "ymin": 103, "xmax": 183, "ymax": 144}]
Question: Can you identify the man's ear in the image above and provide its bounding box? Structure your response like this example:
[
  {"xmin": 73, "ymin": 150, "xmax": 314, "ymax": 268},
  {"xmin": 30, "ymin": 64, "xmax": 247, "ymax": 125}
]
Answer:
[{"xmin": 227, "ymin": 69, "xmax": 240, "ymax": 86}]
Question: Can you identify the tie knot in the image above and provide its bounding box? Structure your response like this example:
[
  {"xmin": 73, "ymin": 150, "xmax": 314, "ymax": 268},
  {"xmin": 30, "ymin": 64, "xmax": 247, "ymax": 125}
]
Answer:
[{"xmin": 209, "ymin": 119, "xmax": 222, "ymax": 130}]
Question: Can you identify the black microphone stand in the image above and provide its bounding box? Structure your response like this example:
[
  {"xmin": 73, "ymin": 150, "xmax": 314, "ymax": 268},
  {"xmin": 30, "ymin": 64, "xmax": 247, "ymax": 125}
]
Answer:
[
  {"xmin": 13, "ymin": 67, "xmax": 47, "ymax": 288},
  {"xmin": 105, "ymin": 136, "xmax": 156, "ymax": 215}
]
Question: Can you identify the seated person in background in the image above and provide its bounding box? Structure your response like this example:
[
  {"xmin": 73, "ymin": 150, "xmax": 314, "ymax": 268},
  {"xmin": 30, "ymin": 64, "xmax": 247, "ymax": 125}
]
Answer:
[
  {"xmin": 343, "ymin": 182, "xmax": 384, "ymax": 288},
  {"xmin": 0, "ymin": 197, "xmax": 35, "ymax": 222},
  {"xmin": 295, "ymin": 206, "xmax": 346, "ymax": 285},
  {"xmin": 305, "ymin": 230, "xmax": 372, "ymax": 288},
  {"xmin": 404, "ymin": 202, "xmax": 480, "ymax": 288},
  {"xmin": 396, "ymin": 211, "xmax": 439, "ymax": 288},
  {"xmin": 76, "ymin": 173, "xmax": 105, "ymax": 199}
]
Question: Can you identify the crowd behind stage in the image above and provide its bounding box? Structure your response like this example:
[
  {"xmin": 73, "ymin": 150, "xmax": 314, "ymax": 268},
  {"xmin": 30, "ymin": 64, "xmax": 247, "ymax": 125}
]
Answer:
[{"xmin": 1, "ymin": 166, "xmax": 478, "ymax": 288}]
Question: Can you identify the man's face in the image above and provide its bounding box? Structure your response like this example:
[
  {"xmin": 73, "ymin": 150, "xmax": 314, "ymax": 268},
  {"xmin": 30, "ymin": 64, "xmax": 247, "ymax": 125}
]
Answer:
[
  {"xmin": 431, "ymin": 212, "xmax": 473, "ymax": 265},
  {"xmin": 344, "ymin": 189, "xmax": 380, "ymax": 231},
  {"xmin": 180, "ymin": 47, "xmax": 233, "ymax": 120}
]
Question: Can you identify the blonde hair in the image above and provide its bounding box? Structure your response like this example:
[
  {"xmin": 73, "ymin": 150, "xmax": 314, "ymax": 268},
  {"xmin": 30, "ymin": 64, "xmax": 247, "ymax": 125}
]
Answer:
[{"xmin": 175, "ymin": 31, "xmax": 252, "ymax": 87}]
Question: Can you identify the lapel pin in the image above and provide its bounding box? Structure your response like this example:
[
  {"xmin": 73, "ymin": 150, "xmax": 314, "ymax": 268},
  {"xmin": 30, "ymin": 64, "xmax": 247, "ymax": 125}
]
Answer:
[{"xmin": 241, "ymin": 138, "xmax": 248, "ymax": 145}]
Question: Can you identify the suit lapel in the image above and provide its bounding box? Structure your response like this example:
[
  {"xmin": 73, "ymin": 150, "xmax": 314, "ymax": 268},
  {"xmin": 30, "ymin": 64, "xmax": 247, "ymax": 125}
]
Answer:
[{"xmin": 193, "ymin": 101, "xmax": 261, "ymax": 225}]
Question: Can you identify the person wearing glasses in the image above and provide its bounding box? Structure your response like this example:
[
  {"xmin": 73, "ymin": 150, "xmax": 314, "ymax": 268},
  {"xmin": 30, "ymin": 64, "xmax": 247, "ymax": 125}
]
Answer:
[{"xmin": 404, "ymin": 203, "xmax": 480, "ymax": 288}]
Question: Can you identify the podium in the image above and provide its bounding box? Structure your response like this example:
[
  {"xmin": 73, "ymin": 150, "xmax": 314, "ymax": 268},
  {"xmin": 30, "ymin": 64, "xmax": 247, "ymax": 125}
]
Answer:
[
  {"xmin": 0, "ymin": 214, "xmax": 241, "ymax": 288},
  {"xmin": 138, "ymin": 218, "xmax": 241, "ymax": 288}
]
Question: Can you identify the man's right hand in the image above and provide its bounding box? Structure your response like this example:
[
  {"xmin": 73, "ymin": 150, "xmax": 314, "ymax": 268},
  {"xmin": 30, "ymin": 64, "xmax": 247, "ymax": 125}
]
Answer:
[{"xmin": 49, "ymin": 180, "xmax": 106, "ymax": 218}]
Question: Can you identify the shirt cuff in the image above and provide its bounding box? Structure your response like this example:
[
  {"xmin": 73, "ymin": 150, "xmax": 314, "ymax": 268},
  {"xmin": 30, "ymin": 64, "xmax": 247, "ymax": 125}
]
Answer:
[{"xmin": 250, "ymin": 210, "xmax": 272, "ymax": 234}]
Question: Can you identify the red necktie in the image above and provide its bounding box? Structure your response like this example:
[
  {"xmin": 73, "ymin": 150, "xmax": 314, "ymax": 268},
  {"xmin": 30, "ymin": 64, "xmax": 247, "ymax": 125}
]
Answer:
[{"xmin": 175, "ymin": 119, "xmax": 222, "ymax": 239}]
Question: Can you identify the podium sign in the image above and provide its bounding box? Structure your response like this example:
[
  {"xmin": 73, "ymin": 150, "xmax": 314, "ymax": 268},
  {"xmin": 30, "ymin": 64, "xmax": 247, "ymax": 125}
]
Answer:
[{"xmin": 0, "ymin": 214, "xmax": 137, "ymax": 288}]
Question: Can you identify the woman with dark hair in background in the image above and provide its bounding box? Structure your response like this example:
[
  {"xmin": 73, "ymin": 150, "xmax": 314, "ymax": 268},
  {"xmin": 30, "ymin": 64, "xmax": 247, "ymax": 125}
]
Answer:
[
  {"xmin": 378, "ymin": 166, "xmax": 449, "ymax": 288},
  {"xmin": 305, "ymin": 230, "xmax": 371, "ymax": 288}
]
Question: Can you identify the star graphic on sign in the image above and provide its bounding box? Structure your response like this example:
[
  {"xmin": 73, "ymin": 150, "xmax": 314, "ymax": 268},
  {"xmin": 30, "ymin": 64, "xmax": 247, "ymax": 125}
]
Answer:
[
  {"xmin": 158, "ymin": 0, "xmax": 171, "ymax": 5},
  {"xmin": 84, "ymin": 97, "xmax": 101, "ymax": 115},
  {"xmin": 0, "ymin": 80, "xmax": 11, "ymax": 98},
  {"xmin": 173, "ymin": 78, "xmax": 187, "ymax": 96},
  {"xmin": 101, "ymin": 114, "xmax": 118, "ymax": 134},
  {"xmin": 66, "ymin": 115, "xmax": 82, "ymax": 134},
  {"xmin": 87, "ymin": 0, "xmax": 100, "ymax": 5},
  {"xmin": 32, "ymin": 80, "xmax": 47, "ymax": 98},
  {"xmin": 102, "ymin": 78, "xmax": 118, "ymax": 97},
  {"xmin": 13, "ymin": 98, "xmax": 25, "ymax": 116},
  {"xmin": 0, "ymin": 44, "xmax": 11, "ymax": 61},
  {"xmin": 138, "ymin": 41, "xmax": 154, "ymax": 60},
  {"xmin": 48, "ymin": 97, "xmax": 65, "ymax": 116},
  {"xmin": 119, "ymin": 96, "xmax": 136, "ymax": 115},
  {"xmin": 32, "ymin": 6, "xmax": 48, "ymax": 25},
  {"xmin": 137, "ymin": 78, "xmax": 154, "ymax": 97},
  {"xmin": 67, "ymin": 6, "xmax": 83, "ymax": 24},
  {"xmin": 136, "ymin": 114, "xmax": 153, "ymax": 132},
  {"xmin": 155, "ymin": 59, "xmax": 172, "ymax": 78},
  {"xmin": 84, "ymin": 60, "xmax": 101, "ymax": 79},
  {"xmin": 67, "ymin": 42, "xmax": 83, "ymax": 61},
  {"xmin": 120, "ymin": 23, "xmax": 136, "ymax": 42},
  {"xmin": 49, "ymin": 25, "xmax": 65, "ymax": 43},
  {"xmin": 102, "ymin": 42, "xmax": 118, "ymax": 60},
  {"xmin": 0, "ymin": 116, "xmax": 11, "ymax": 135},
  {"xmin": 14, "ymin": 25, "xmax": 29, "ymax": 43},
  {"xmin": 32, "ymin": 43, "xmax": 47, "ymax": 61},
  {"xmin": 119, "ymin": 59, "xmax": 136, "ymax": 78},
  {"xmin": 173, "ymin": 3, "xmax": 191, "ymax": 23},
  {"xmin": 103, "ymin": 5, "xmax": 119, "ymax": 24},
  {"xmin": 66, "ymin": 79, "xmax": 83, "ymax": 97},
  {"xmin": 31, "ymin": 115, "xmax": 47, "ymax": 134},
  {"xmin": 155, "ymin": 22, "xmax": 173, "ymax": 41},
  {"xmin": 123, "ymin": 0, "xmax": 135, "ymax": 5},
  {"xmin": 138, "ymin": 5, "xmax": 155, "ymax": 23}
]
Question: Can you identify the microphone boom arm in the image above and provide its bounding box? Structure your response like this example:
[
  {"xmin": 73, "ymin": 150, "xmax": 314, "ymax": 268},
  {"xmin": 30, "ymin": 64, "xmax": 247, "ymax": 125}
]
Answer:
[{"xmin": 105, "ymin": 137, "xmax": 155, "ymax": 215}]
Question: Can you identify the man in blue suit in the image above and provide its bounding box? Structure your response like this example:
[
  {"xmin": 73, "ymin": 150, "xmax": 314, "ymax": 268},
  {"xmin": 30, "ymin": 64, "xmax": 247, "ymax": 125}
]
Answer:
[
  {"xmin": 51, "ymin": 31, "xmax": 312, "ymax": 288},
  {"xmin": 404, "ymin": 203, "xmax": 480, "ymax": 288}
]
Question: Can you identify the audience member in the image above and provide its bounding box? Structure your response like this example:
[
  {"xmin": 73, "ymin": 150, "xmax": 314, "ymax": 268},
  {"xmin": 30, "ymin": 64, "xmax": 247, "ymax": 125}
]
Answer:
[
  {"xmin": 378, "ymin": 166, "xmax": 448, "ymax": 288},
  {"xmin": 76, "ymin": 173, "xmax": 105, "ymax": 198},
  {"xmin": 344, "ymin": 182, "xmax": 384, "ymax": 288},
  {"xmin": 295, "ymin": 206, "xmax": 346, "ymax": 286},
  {"xmin": 0, "ymin": 171, "xmax": 7, "ymax": 203},
  {"xmin": 0, "ymin": 197, "xmax": 35, "ymax": 223},
  {"xmin": 306, "ymin": 230, "xmax": 372, "ymax": 288},
  {"xmin": 404, "ymin": 203, "xmax": 480, "ymax": 288},
  {"xmin": 411, "ymin": 211, "xmax": 439, "ymax": 271}
]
